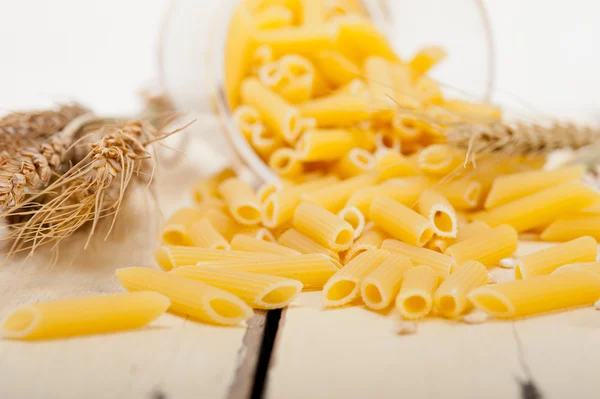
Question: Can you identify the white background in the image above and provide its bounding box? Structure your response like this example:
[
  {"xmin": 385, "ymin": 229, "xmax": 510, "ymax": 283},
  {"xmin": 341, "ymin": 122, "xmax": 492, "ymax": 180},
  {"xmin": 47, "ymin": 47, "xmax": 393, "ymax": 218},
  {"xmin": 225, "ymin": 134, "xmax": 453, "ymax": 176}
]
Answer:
[{"xmin": 0, "ymin": 0, "xmax": 598, "ymax": 121}]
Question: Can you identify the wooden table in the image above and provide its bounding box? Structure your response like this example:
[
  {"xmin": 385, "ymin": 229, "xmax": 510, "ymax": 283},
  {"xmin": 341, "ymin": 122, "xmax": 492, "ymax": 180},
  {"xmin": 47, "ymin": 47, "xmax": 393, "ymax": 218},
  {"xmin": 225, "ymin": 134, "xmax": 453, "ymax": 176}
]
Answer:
[{"xmin": 1, "ymin": 149, "xmax": 599, "ymax": 398}]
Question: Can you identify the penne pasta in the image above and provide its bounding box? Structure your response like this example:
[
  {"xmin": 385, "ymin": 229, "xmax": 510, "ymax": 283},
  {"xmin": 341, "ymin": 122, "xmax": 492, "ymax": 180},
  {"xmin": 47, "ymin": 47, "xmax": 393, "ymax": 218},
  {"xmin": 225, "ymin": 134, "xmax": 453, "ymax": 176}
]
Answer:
[
  {"xmin": 230, "ymin": 234, "xmax": 301, "ymax": 256},
  {"xmin": 301, "ymin": 173, "xmax": 377, "ymax": 212},
  {"xmin": 202, "ymin": 208, "xmax": 243, "ymax": 240},
  {"xmin": 233, "ymin": 105, "xmax": 264, "ymax": 140},
  {"xmin": 116, "ymin": 267, "xmax": 253, "ymax": 325},
  {"xmin": 278, "ymin": 227, "xmax": 340, "ymax": 260},
  {"xmin": 332, "ymin": 148, "xmax": 376, "ymax": 178},
  {"xmin": 193, "ymin": 254, "xmax": 341, "ymax": 288},
  {"xmin": 472, "ymin": 181, "xmax": 599, "ymax": 232},
  {"xmin": 299, "ymin": 92, "xmax": 375, "ymax": 127},
  {"xmin": 381, "ymin": 239, "xmax": 455, "ymax": 278},
  {"xmin": 435, "ymin": 179, "xmax": 483, "ymax": 211},
  {"xmin": 426, "ymin": 237, "xmax": 450, "ymax": 253},
  {"xmin": 540, "ymin": 213, "xmax": 600, "ymax": 242},
  {"xmin": 434, "ymin": 260, "xmax": 488, "ymax": 318},
  {"xmin": 468, "ymin": 268, "xmax": 600, "ymax": 319},
  {"xmin": 395, "ymin": 265, "xmax": 440, "ymax": 320},
  {"xmin": 369, "ymin": 196, "xmax": 434, "ymax": 247},
  {"xmin": 189, "ymin": 168, "xmax": 236, "ymax": 205},
  {"xmin": 218, "ymin": 177, "xmax": 262, "ymax": 225},
  {"xmin": 416, "ymin": 189, "xmax": 457, "ymax": 238},
  {"xmin": 225, "ymin": 4, "xmax": 255, "ymax": 107},
  {"xmin": 409, "ymin": 46, "xmax": 447, "ymax": 75},
  {"xmin": 392, "ymin": 112, "xmax": 423, "ymax": 141},
  {"xmin": 322, "ymin": 249, "xmax": 390, "ymax": 307},
  {"xmin": 240, "ymin": 77, "xmax": 302, "ymax": 143},
  {"xmin": 269, "ymin": 147, "xmax": 304, "ymax": 178},
  {"xmin": 344, "ymin": 227, "xmax": 388, "ymax": 263},
  {"xmin": 374, "ymin": 130, "xmax": 401, "ymax": 153},
  {"xmin": 154, "ymin": 247, "xmax": 174, "ymax": 271},
  {"xmin": 188, "ymin": 219, "xmax": 231, "ymax": 250},
  {"xmin": 361, "ymin": 254, "xmax": 413, "ymax": 310},
  {"xmin": 484, "ymin": 165, "xmax": 586, "ymax": 209},
  {"xmin": 1, "ymin": 292, "xmax": 170, "ymax": 340},
  {"xmin": 171, "ymin": 266, "xmax": 302, "ymax": 309},
  {"xmin": 253, "ymin": 24, "xmax": 336, "ymax": 56},
  {"xmin": 515, "ymin": 236, "xmax": 598, "ymax": 279},
  {"xmin": 164, "ymin": 246, "xmax": 277, "ymax": 268},
  {"xmin": 364, "ymin": 56, "xmax": 396, "ymax": 109},
  {"xmin": 414, "ymin": 76, "xmax": 443, "ymax": 104},
  {"xmin": 293, "ymin": 203, "xmax": 354, "ymax": 251},
  {"xmin": 250, "ymin": 127, "xmax": 280, "ymax": 159},
  {"xmin": 445, "ymin": 225, "xmax": 518, "ymax": 267},
  {"xmin": 417, "ymin": 144, "xmax": 464, "ymax": 176},
  {"xmin": 300, "ymin": 0, "xmax": 326, "ymax": 25},
  {"xmin": 338, "ymin": 205, "xmax": 365, "ymax": 238},
  {"xmin": 334, "ymin": 15, "xmax": 399, "ymax": 61},
  {"xmin": 375, "ymin": 150, "xmax": 421, "ymax": 180},
  {"xmin": 553, "ymin": 262, "xmax": 600, "ymax": 275},
  {"xmin": 251, "ymin": 44, "xmax": 275, "ymax": 74},
  {"xmin": 254, "ymin": 5, "xmax": 294, "ymax": 29},
  {"xmin": 346, "ymin": 177, "xmax": 431, "ymax": 214},
  {"xmin": 389, "ymin": 62, "xmax": 421, "ymax": 110},
  {"xmin": 314, "ymin": 50, "xmax": 361, "ymax": 86},
  {"xmin": 255, "ymin": 227, "xmax": 277, "ymax": 242},
  {"xmin": 161, "ymin": 207, "xmax": 206, "ymax": 246},
  {"xmin": 296, "ymin": 128, "xmax": 355, "ymax": 161}
]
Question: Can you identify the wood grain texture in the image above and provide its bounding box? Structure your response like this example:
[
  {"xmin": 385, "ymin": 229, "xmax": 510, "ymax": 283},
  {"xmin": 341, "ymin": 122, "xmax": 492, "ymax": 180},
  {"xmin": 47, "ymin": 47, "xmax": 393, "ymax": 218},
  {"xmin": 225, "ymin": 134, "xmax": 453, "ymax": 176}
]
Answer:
[
  {"xmin": 0, "ymin": 145, "xmax": 261, "ymax": 399},
  {"xmin": 266, "ymin": 242, "xmax": 600, "ymax": 399}
]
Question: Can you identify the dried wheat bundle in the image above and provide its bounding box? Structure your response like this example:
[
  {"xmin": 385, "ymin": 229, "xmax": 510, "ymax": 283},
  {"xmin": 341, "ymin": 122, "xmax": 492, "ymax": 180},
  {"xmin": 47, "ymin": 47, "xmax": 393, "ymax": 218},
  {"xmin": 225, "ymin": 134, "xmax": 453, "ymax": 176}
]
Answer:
[
  {"xmin": 445, "ymin": 121, "xmax": 600, "ymax": 160},
  {"xmin": 1, "ymin": 117, "xmax": 180, "ymax": 257}
]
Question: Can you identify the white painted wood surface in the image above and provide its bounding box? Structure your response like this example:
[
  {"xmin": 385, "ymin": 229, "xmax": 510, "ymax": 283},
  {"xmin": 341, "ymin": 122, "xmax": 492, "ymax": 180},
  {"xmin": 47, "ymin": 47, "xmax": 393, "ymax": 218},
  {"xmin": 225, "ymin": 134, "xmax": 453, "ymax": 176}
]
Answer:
[
  {"xmin": 266, "ymin": 242, "xmax": 600, "ymax": 399},
  {"xmin": 0, "ymin": 147, "xmax": 253, "ymax": 399}
]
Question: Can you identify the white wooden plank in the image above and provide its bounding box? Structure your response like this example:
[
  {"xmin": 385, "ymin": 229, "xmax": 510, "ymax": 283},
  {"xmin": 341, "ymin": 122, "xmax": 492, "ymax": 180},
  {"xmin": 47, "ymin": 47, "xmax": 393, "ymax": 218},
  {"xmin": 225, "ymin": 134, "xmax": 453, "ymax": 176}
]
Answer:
[{"xmin": 267, "ymin": 242, "xmax": 600, "ymax": 399}]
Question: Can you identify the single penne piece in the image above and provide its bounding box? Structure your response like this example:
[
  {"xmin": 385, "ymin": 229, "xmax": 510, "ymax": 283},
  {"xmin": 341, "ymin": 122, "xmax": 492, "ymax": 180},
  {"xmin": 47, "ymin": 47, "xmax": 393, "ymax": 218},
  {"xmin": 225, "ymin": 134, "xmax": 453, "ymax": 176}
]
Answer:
[
  {"xmin": 240, "ymin": 77, "xmax": 302, "ymax": 143},
  {"xmin": 189, "ymin": 168, "xmax": 236, "ymax": 205},
  {"xmin": 364, "ymin": 56, "xmax": 396, "ymax": 109},
  {"xmin": 233, "ymin": 105, "xmax": 264, "ymax": 140},
  {"xmin": 332, "ymin": 148, "xmax": 376, "ymax": 178},
  {"xmin": 314, "ymin": 50, "xmax": 361, "ymax": 86},
  {"xmin": 409, "ymin": 45, "xmax": 447, "ymax": 75},
  {"xmin": 322, "ymin": 249, "xmax": 390, "ymax": 307},
  {"xmin": 434, "ymin": 260, "xmax": 488, "ymax": 318},
  {"xmin": 251, "ymin": 44, "xmax": 275, "ymax": 74},
  {"xmin": 380, "ymin": 239, "xmax": 455, "ymax": 278},
  {"xmin": 164, "ymin": 246, "xmax": 278, "ymax": 268},
  {"xmin": 0, "ymin": 292, "xmax": 170, "ymax": 340},
  {"xmin": 262, "ymin": 189, "xmax": 301, "ymax": 228},
  {"xmin": 298, "ymin": 93, "xmax": 375, "ymax": 127},
  {"xmin": 252, "ymin": 24, "xmax": 336, "ymax": 56},
  {"xmin": 484, "ymin": 165, "xmax": 586, "ymax": 209},
  {"xmin": 344, "ymin": 227, "xmax": 388, "ymax": 263},
  {"xmin": 171, "ymin": 266, "xmax": 302, "ymax": 309},
  {"xmin": 188, "ymin": 219, "xmax": 230, "ymax": 250},
  {"xmin": 553, "ymin": 262, "xmax": 600, "ymax": 275},
  {"xmin": 338, "ymin": 206, "xmax": 365, "ymax": 239},
  {"xmin": 202, "ymin": 208, "xmax": 243, "ymax": 240},
  {"xmin": 335, "ymin": 78, "xmax": 369, "ymax": 96},
  {"xmin": 515, "ymin": 236, "xmax": 598, "ymax": 279},
  {"xmin": 301, "ymin": 173, "xmax": 377, "ymax": 212},
  {"xmin": 445, "ymin": 225, "xmax": 518, "ymax": 266},
  {"xmin": 269, "ymin": 147, "xmax": 304, "ymax": 178},
  {"xmin": 218, "ymin": 177, "xmax": 262, "ymax": 226},
  {"xmin": 468, "ymin": 268, "xmax": 600, "ymax": 319},
  {"xmin": 116, "ymin": 267, "xmax": 253, "ymax": 325},
  {"xmin": 452, "ymin": 221, "xmax": 491, "ymax": 243},
  {"xmin": 389, "ymin": 62, "xmax": 421, "ymax": 110},
  {"xmin": 541, "ymin": 213, "xmax": 600, "ymax": 242},
  {"xmin": 472, "ymin": 181, "xmax": 600, "ymax": 232},
  {"xmin": 374, "ymin": 130, "xmax": 401, "ymax": 153},
  {"xmin": 278, "ymin": 78, "xmax": 314, "ymax": 104},
  {"xmin": 346, "ymin": 177, "xmax": 431, "ymax": 214},
  {"xmin": 375, "ymin": 150, "xmax": 421, "ymax": 180},
  {"xmin": 361, "ymin": 254, "xmax": 413, "ymax": 310},
  {"xmin": 348, "ymin": 125, "xmax": 377, "ymax": 151},
  {"xmin": 300, "ymin": 0, "xmax": 325, "ymax": 25},
  {"xmin": 435, "ymin": 179, "xmax": 483, "ymax": 211},
  {"xmin": 250, "ymin": 126, "xmax": 280, "ymax": 159},
  {"xmin": 193, "ymin": 254, "xmax": 341, "ymax": 288},
  {"xmin": 259, "ymin": 61, "xmax": 289, "ymax": 90},
  {"xmin": 230, "ymin": 234, "xmax": 301, "ymax": 256},
  {"xmin": 154, "ymin": 248, "xmax": 174, "ymax": 271},
  {"xmin": 416, "ymin": 189, "xmax": 458, "ymax": 238},
  {"xmin": 296, "ymin": 128, "xmax": 355, "ymax": 161},
  {"xmin": 277, "ymin": 228, "xmax": 340, "ymax": 260},
  {"xmin": 257, "ymin": 180, "xmax": 286, "ymax": 205},
  {"xmin": 293, "ymin": 203, "xmax": 354, "ymax": 251},
  {"xmin": 254, "ymin": 5, "xmax": 294, "ymax": 29},
  {"xmin": 225, "ymin": 3, "xmax": 255, "ymax": 107},
  {"xmin": 161, "ymin": 207, "xmax": 206, "ymax": 246},
  {"xmin": 392, "ymin": 112, "xmax": 423, "ymax": 141},
  {"xmin": 369, "ymin": 196, "xmax": 434, "ymax": 247},
  {"xmin": 443, "ymin": 99, "xmax": 502, "ymax": 121},
  {"xmin": 417, "ymin": 144, "xmax": 464, "ymax": 176},
  {"xmin": 334, "ymin": 15, "xmax": 399, "ymax": 61},
  {"xmin": 395, "ymin": 265, "xmax": 440, "ymax": 320}
]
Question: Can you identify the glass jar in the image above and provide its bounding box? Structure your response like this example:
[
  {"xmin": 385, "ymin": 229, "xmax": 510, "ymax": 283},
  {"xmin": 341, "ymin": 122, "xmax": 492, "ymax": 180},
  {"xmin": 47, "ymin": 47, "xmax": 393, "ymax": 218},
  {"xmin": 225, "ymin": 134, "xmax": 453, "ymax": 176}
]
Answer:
[{"xmin": 160, "ymin": 0, "xmax": 496, "ymax": 185}]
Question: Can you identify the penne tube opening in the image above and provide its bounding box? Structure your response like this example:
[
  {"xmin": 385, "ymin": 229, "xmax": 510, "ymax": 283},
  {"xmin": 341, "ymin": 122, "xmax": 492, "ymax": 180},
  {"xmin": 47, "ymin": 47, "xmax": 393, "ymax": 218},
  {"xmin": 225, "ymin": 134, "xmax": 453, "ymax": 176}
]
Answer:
[
  {"xmin": 257, "ymin": 280, "xmax": 303, "ymax": 309},
  {"xmin": 1, "ymin": 306, "xmax": 40, "ymax": 339},
  {"xmin": 237, "ymin": 204, "xmax": 261, "ymax": 225},
  {"xmin": 435, "ymin": 294, "xmax": 460, "ymax": 317},
  {"xmin": 361, "ymin": 281, "xmax": 386, "ymax": 309},
  {"xmin": 323, "ymin": 278, "xmax": 359, "ymax": 306},
  {"xmin": 270, "ymin": 148, "xmax": 303, "ymax": 177},
  {"xmin": 400, "ymin": 293, "xmax": 431, "ymax": 319},
  {"xmin": 284, "ymin": 110, "xmax": 302, "ymax": 142},
  {"xmin": 430, "ymin": 206, "xmax": 456, "ymax": 237},
  {"xmin": 467, "ymin": 287, "xmax": 514, "ymax": 318},
  {"xmin": 338, "ymin": 206, "xmax": 365, "ymax": 238},
  {"xmin": 162, "ymin": 226, "xmax": 191, "ymax": 247},
  {"xmin": 206, "ymin": 297, "xmax": 254, "ymax": 325},
  {"xmin": 418, "ymin": 226, "xmax": 435, "ymax": 247},
  {"xmin": 262, "ymin": 194, "xmax": 278, "ymax": 227},
  {"xmin": 335, "ymin": 227, "xmax": 355, "ymax": 248}
]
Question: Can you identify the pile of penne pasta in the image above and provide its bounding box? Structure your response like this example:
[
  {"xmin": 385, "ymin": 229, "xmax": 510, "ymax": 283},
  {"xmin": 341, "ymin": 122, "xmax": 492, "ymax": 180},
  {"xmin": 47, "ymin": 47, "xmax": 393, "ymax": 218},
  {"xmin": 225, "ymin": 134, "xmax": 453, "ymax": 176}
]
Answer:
[{"xmin": 226, "ymin": 0, "xmax": 501, "ymax": 180}]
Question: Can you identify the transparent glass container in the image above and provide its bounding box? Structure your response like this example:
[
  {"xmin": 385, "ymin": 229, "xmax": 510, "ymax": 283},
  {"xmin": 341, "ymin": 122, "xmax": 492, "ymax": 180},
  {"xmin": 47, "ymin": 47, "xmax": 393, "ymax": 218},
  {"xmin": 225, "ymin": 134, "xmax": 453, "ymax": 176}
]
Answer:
[{"xmin": 160, "ymin": 0, "xmax": 496, "ymax": 184}]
